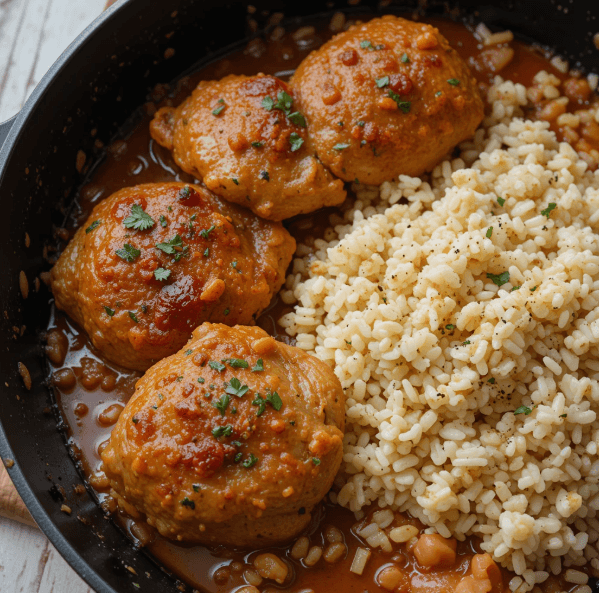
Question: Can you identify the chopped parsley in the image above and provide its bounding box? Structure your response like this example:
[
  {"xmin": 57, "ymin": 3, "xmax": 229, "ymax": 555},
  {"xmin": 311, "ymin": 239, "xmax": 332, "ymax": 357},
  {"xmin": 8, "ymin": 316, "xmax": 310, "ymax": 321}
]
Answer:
[
  {"xmin": 387, "ymin": 89, "xmax": 411, "ymax": 113},
  {"xmin": 193, "ymin": 484, "xmax": 200, "ymax": 492},
  {"xmin": 212, "ymin": 99, "xmax": 226, "ymax": 116},
  {"xmin": 154, "ymin": 267, "xmax": 171, "ymax": 281},
  {"xmin": 128, "ymin": 311, "xmax": 139, "ymax": 323},
  {"xmin": 232, "ymin": 178, "xmax": 239, "ymax": 185},
  {"xmin": 400, "ymin": 52, "xmax": 409, "ymax": 63},
  {"xmin": 209, "ymin": 361, "xmax": 226, "ymax": 372},
  {"xmin": 360, "ymin": 40, "xmax": 373, "ymax": 49},
  {"xmin": 486, "ymin": 227, "xmax": 493, "ymax": 238},
  {"xmin": 159, "ymin": 215, "xmax": 167, "ymax": 228},
  {"xmin": 447, "ymin": 78, "xmax": 460, "ymax": 86},
  {"xmin": 560, "ymin": 413, "xmax": 567, "ymax": 418},
  {"xmin": 289, "ymin": 132, "xmax": 304, "ymax": 152},
  {"xmin": 261, "ymin": 90, "xmax": 293, "ymax": 114},
  {"xmin": 203, "ymin": 248, "xmax": 210, "ymax": 257},
  {"xmin": 242, "ymin": 454, "xmax": 258, "ymax": 468},
  {"xmin": 123, "ymin": 204, "xmax": 155, "ymax": 231},
  {"xmin": 222, "ymin": 358, "xmax": 249, "ymax": 369},
  {"xmin": 463, "ymin": 340, "xmax": 471, "ymax": 346},
  {"xmin": 213, "ymin": 394, "xmax": 230, "ymax": 416},
  {"xmin": 288, "ymin": 111, "xmax": 307, "ymax": 127},
  {"xmin": 225, "ymin": 377, "xmax": 249, "ymax": 397},
  {"xmin": 212, "ymin": 425, "xmax": 233, "ymax": 438},
  {"xmin": 530, "ymin": 286, "xmax": 538, "ymax": 292},
  {"xmin": 185, "ymin": 349, "xmax": 193, "ymax": 356},
  {"xmin": 234, "ymin": 452, "xmax": 243, "ymax": 463},
  {"xmin": 488, "ymin": 378, "xmax": 496, "ymax": 384},
  {"xmin": 198, "ymin": 377, "xmax": 205, "ymax": 384},
  {"xmin": 541, "ymin": 203, "xmax": 557, "ymax": 218},
  {"xmin": 199, "ymin": 225, "xmax": 216, "ymax": 240},
  {"xmin": 312, "ymin": 457, "xmax": 321, "ymax": 466},
  {"xmin": 357, "ymin": 120, "xmax": 365, "ymax": 127},
  {"xmin": 259, "ymin": 171, "xmax": 270, "ymax": 181},
  {"xmin": 333, "ymin": 143, "xmax": 351, "ymax": 151},
  {"xmin": 104, "ymin": 306, "xmax": 115, "ymax": 317},
  {"xmin": 180, "ymin": 497, "xmax": 195, "ymax": 509},
  {"xmin": 116, "ymin": 243, "xmax": 141, "ymax": 262},
  {"xmin": 435, "ymin": 91, "xmax": 442, "ymax": 97},
  {"xmin": 85, "ymin": 220, "xmax": 101, "ymax": 233},
  {"xmin": 224, "ymin": 308, "xmax": 230, "ymax": 316},
  {"xmin": 486, "ymin": 271, "xmax": 510, "ymax": 287},
  {"xmin": 445, "ymin": 324, "xmax": 455, "ymax": 330},
  {"xmin": 252, "ymin": 394, "xmax": 267, "ymax": 416},
  {"xmin": 251, "ymin": 359, "xmax": 264, "ymax": 372},
  {"xmin": 511, "ymin": 286, "xmax": 521, "ymax": 292},
  {"xmin": 497, "ymin": 197, "xmax": 506, "ymax": 207},
  {"xmin": 514, "ymin": 405, "xmax": 532, "ymax": 416},
  {"xmin": 251, "ymin": 141, "xmax": 264, "ymax": 147},
  {"xmin": 375, "ymin": 76, "xmax": 390, "ymax": 88},
  {"xmin": 132, "ymin": 417, "xmax": 139, "ymax": 424}
]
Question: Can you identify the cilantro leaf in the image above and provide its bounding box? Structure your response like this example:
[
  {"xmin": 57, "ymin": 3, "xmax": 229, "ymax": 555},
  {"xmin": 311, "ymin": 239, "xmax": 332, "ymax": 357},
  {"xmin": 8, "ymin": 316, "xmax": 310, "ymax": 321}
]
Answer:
[
  {"xmin": 252, "ymin": 394, "xmax": 267, "ymax": 416},
  {"xmin": 260, "ymin": 171, "xmax": 270, "ymax": 181},
  {"xmin": 209, "ymin": 361, "xmax": 226, "ymax": 372},
  {"xmin": 154, "ymin": 267, "xmax": 171, "ymax": 281},
  {"xmin": 212, "ymin": 394, "xmax": 230, "ymax": 416},
  {"xmin": 445, "ymin": 324, "xmax": 455, "ymax": 330},
  {"xmin": 312, "ymin": 457, "xmax": 321, "ymax": 465},
  {"xmin": 180, "ymin": 497, "xmax": 195, "ymax": 509},
  {"xmin": 85, "ymin": 220, "xmax": 101, "ymax": 234},
  {"xmin": 212, "ymin": 425, "xmax": 233, "ymax": 438},
  {"xmin": 222, "ymin": 358, "xmax": 249, "ymax": 369},
  {"xmin": 156, "ymin": 234, "xmax": 183, "ymax": 254},
  {"xmin": 288, "ymin": 111, "xmax": 307, "ymax": 127},
  {"xmin": 497, "ymin": 197, "xmax": 506, "ymax": 206},
  {"xmin": 333, "ymin": 143, "xmax": 350, "ymax": 151},
  {"xmin": 159, "ymin": 215, "xmax": 167, "ymax": 228},
  {"xmin": 251, "ymin": 359, "xmax": 264, "ymax": 372},
  {"xmin": 289, "ymin": 132, "xmax": 304, "ymax": 152},
  {"xmin": 266, "ymin": 391, "xmax": 283, "ymax": 411},
  {"xmin": 225, "ymin": 377, "xmax": 249, "ymax": 397},
  {"xmin": 360, "ymin": 40, "xmax": 373, "ymax": 49},
  {"xmin": 199, "ymin": 225, "xmax": 215, "ymax": 240},
  {"xmin": 447, "ymin": 78, "xmax": 460, "ymax": 86},
  {"xmin": 116, "ymin": 243, "xmax": 141, "ymax": 262},
  {"xmin": 400, "ymin": 53, "xmax": 409, "ymax": 63},
  {"xmin": 123, "ymin": 204, "xmax": 155, "ymax": 231},
  {"xmin": 261, "ymin": 96, "xmax": 275, "ymax": 111},
  {"xmin": 486, "ymin": 271, "xmax": 510, "ymax": 287},
  {"xmin": 375, "ymin": 76, "xmax": 390, "ymax": 88},
  {"xmin": 104, "ymin": 306, "xmax": 115, "ymax": 317},
  {"xmin": 129, "ymin": 311, "xmax": 139, "ymax": 323}
]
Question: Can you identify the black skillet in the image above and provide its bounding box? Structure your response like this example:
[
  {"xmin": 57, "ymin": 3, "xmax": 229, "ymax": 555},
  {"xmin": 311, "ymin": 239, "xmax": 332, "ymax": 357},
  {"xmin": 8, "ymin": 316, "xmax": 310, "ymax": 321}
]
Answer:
[{"xmin": 0, "ymin": 1, "xmax": 598, "ymax": 592}]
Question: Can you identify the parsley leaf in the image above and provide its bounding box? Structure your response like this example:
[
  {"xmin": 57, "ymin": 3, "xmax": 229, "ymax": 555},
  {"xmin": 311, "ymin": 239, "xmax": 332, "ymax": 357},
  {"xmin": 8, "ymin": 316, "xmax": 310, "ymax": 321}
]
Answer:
[
  {"xmin": 488, "ymin": 378, "xmax": 496, "ymax": 384},
  {"xmin": 289, "ymin": 132, "xmax": 304, "ymax": 152},
  {"xmin": 262, "ymin": 96, "xmax": 275, "ymax": 111},
  {"xmin": 199, "ymin": 225, "xmax": 215, "ymax": 240},
  {"xmin": 312, "ymin": 457, "xmax": 321, "ymax": 466},
  {"xmin": 225, "ymin": 377, "xmax": 249, "ymax": 397},
  {"xmin": 360, "ymin": 40, "xmax": 373, "ymax": 49},
  {"xmin": 85, "ymin": 220, "xmax": 101, "ymax": 234},
  {"xmin": 242, "ymin": 453, "xmax": 258, "ymax": 468},
  {"xmin": 486, "ymin": 227, "xmax": 493, "ymax": 238},
  {"xmin": 212, "ymin": 425, "xmax": 233, "ymax": 438},
  {"xmin": 156, "ymin": 234, "xmax": 187, "ymax": 260},
  {"xmin": 251, "ymin": 141, "xmax": 264, "ymax": 147},
  {"xmin": 486, "ymin": 271, "xmax": 510, "ymax": 287},
  {"xmin": 375, "ymin": 76, "xmax": 390, "ymax": 88},
  {"xmin": 154, "ymin": 267, "xmax": 171, "ymax": 281},
  {"xmin": 497, "ymin": 197, "xmax": 506, "ymax": 206},
  {"xmin": 116, "ymin": 243, "xmax": 141, "ymax": 262},
  {"xmin": 511, "ymin": 286, "xmax": 521, "ymax": 292},
  {"xmin": 103, "ymin": 306, "xmax": 115, "ymax": 317},
  {"xmin": 288, "ymin": 111, "xmax": 307, "ymax": 127},
  {"xmin": 212, "ymin": 100, "xmax": 226, "ymax": 116},
  {"xmin": 193, "ymin": 484, "xmax": 200, "ymax": 492},
  {"xmin": 514, "ymin": 405, "xmax": 532, "ymax": 415},
  {"xmin": 251, "ymin": 359, "xmax": 264, "ymax": 372},
  {"xmin": 262, "ymin": 90, "xmax": 294, "ymax": 115},
  {"xmin": 447, "ymin": 78, "xmax": 460, "ymax": 86},
  {"xmin": 260, "ymin": 171, "xmax": 270, "ymax": 181},
  {"xmin": 541, "ymin": 203, "xmax": 557, "ymax": 218},
  {"xmin": 266, "ymin": 391, "xmax": 283, "ymax": 411},
  {"xmin": 400, "ymin": 52, "xmax": 409, "ymax": 63},
  {"xmin": 209, "ymin": 361, "xmax": 226, "ymax": 372},
  {"xmin": 159, "ymin": 215, "xmax": 167, "ymax": 228},
  {"xmin": 212, "ymin": 394, "xmax": 230, "ymax": 416},
  {"xmin": 388, "ymin": 90, "xmax": 411, "ymax": 113},
  {"xmin": 445, "ymin": 324, "xmax": 455, "ymax": 330},
  {"xmin": 333, "ymin": 143, "xmax": 351, "ymax": 151},
  {"xmin": 123, "ymin": 204, "xmax": 155, "ymax": 231}
]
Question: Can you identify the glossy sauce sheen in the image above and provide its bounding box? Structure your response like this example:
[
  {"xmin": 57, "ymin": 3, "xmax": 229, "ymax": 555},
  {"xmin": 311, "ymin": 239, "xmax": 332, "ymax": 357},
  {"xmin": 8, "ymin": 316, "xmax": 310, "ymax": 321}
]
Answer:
[{"xmin": 47, "ymin": 16, "xmax": 592, "ymax": 593}]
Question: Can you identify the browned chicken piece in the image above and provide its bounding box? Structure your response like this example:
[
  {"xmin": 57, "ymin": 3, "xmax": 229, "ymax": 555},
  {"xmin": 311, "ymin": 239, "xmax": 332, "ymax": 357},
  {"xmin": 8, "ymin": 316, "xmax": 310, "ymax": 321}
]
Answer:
[
  {"xmin": 150, "ymin": 74, "xmax": 346, "ymax": 221},
  {"xmin": 50, "ymin": 183, "xmax": 295, "ymax": 371},
  {"xmin": 101, "ymin": 323, "xmax": 345, "ymax": 546},
  {"xmin": 291, "ymin": 15, "xmax": 484, "ymax": 184}
]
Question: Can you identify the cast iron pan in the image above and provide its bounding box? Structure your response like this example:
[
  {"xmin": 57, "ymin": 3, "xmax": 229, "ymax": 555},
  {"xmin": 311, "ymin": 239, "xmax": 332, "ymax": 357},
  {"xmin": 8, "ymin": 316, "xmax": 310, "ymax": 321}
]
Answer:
[{"xmin": 0, "ymin": 1, "xmax": 597, "ymax": 592}]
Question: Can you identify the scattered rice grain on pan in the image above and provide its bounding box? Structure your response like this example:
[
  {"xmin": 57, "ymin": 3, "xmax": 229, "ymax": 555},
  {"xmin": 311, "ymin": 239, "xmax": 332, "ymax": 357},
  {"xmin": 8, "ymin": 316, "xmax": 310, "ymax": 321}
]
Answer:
[{"xmin": 279, "ymin": 74, "xmax": 599, "ymax": 587}]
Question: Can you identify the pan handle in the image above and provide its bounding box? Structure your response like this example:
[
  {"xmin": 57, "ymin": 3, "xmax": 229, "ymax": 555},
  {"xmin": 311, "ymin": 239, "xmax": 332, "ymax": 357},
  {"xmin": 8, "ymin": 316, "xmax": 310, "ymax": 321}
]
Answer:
[{"xmin": 0, "ymin": 115, "xmax": 16, "ymax": 151}]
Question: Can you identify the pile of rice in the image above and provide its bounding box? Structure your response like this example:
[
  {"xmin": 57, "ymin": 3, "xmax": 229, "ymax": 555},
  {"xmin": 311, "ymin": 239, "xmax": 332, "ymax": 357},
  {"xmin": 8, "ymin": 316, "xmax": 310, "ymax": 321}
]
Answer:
[{"xmin": 279, "ymin": 75, "xmax": 599, "ymax": 590}]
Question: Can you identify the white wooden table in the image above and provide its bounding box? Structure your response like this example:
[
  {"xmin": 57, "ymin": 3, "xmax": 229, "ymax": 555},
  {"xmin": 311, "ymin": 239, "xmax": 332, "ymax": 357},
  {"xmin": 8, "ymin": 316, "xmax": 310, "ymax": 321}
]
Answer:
[{"xmin": 0, "ymin": 1, "xmax": 107, "ymax": 591}]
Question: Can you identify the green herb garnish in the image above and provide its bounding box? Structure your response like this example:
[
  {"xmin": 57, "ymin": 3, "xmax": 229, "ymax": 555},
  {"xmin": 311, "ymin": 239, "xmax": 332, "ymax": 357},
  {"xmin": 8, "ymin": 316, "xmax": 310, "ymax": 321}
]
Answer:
[
  {"xmin": 159, "ymin": 215, "xmax": 167, "ymax": 228},
  {"xmin": 266, "ymin": 391, "xmax": 283, "ymax": 411},
  {"xmin": 123, "ymin": 204, "xmax": 155, "ymax": 231},
  {"xmin": 514, "ymin": 405, "xmax": 532, "ymax": 415},
  {"xmin": 242, "ymin": 454, "xmax": 258, "ymax": 468},
  {"xmin": 209, "ymin": 361, "xmax": 226, "ymax": 372},
  {"xmin": 486, "ymin": 271, "xmax": 510, "ymax": 287},
  {"xmin": 104, "ymin": 306, "xmax": 115, "ymax": 317},
  {"xmin": 85, "ymin": 220, "xmax": 101, "ymax": 234},
  {"xmin": 251, "ymin": 359, "xmax": 264, "ymax": 372},
  {"xmin": 486, "ymin": 227, "xmax": 493, "ymax": 238},
  {"xmin": 180, "ymin": 497, "xmax": 195, "ymax": 509},
  {"xmin": 289, "ymin": 132, "xmax": 304, "ymax": 152},
  {"xmin": 497, "ymin": 197, "xmax": 506, "ymax": 207},
  {"xmin": 333, "ymin": 143, "xmax": 350, "ymax": 151},
  {"xmin": 288, "ymin": 112, "xmax": 307, "ymax": 127},
  {"xmin": 212, "ymin": 425, "xmax": 233, "ymax": 438},
  {"xmin": 388, "ymin": 90, "xmax": 411, "ymax": 113},
  {"xmin": 312, "ymin": 457, "xmax": 321, "ymax": 466},
  {"xmin": 225, "ymin": 377, "xmax": 249, "ymax": 397},
  {"xmin": 447, "ymin": 78, "xmax": 460, "ymax": 86},
  {"xmin": 154, "ymin": 267, "xmax": 171, "ymax": 281},
  {"xmin": 222, "ymin": 358, "xmax": 248, "ymax": 369},
  {"xmin": 260, "ymin": 171, "xmax": 270, "ymax": 181},
  {"xmin": 541, "ymin": 203, "xmax": 557, "ymax": 218},
  {"xmin": 375, "ymin": 76, "xmax": 390, "ymax": 88},
  {"xmin": 213, "ymin": 394, "xmax": 230, "ymax": 416},
  {"xmin": 129, "ymin": 311, "xmax": 139, "ymax": 323},
  {"xmin": 116, "ymin": 243, "xmax": 141, "ymax": 262}
]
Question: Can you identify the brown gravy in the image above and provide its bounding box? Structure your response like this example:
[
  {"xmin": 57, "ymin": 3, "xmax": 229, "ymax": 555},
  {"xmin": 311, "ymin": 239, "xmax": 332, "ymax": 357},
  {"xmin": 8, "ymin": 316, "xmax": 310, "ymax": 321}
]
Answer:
[{"xmin": 46, "ymin": 14, "xmax": 596, "ymax": 593}]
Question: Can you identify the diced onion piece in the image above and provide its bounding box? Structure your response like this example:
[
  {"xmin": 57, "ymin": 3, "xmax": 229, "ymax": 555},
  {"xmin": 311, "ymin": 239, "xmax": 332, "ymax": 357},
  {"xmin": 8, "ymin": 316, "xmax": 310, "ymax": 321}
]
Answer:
[{"xmin": 350, "ymin": 547, "xmax": 371, "ymax": 575}]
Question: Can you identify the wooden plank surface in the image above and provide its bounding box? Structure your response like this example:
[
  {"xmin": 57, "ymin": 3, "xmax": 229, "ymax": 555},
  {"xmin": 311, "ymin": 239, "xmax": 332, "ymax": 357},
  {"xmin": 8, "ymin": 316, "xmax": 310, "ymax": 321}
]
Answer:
[{"xmin": 0, "ymin": 2, "xmax": 107, "ymax": 591}]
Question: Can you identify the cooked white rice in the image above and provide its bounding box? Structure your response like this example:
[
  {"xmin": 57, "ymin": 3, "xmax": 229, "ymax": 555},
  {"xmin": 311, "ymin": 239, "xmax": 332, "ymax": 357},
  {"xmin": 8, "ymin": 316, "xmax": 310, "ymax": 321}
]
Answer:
[{"xmin": 279, "ymin": 75, "xmax": 599, "ymax": 588}]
